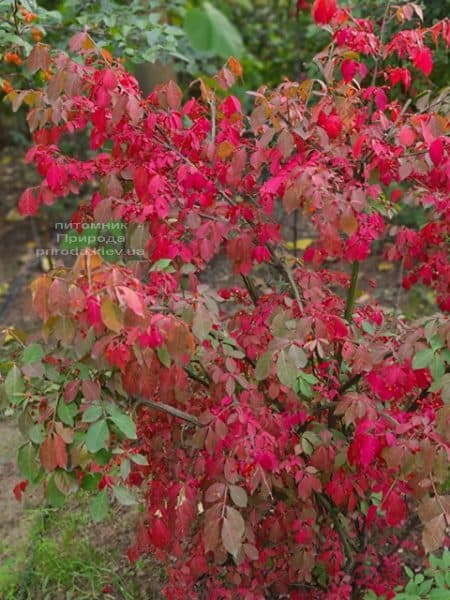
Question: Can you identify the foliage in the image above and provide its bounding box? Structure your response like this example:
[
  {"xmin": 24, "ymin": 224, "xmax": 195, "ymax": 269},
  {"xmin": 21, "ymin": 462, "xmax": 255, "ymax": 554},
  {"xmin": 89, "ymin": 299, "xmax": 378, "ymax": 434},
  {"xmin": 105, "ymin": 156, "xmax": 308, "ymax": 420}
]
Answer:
[
  {"xmin": 392, "ymin": 549, "xmax": 450, "ymax": 600},
  {"xmin": 2, "ymin": 2, "xmax": 450, "ymax": 599}
]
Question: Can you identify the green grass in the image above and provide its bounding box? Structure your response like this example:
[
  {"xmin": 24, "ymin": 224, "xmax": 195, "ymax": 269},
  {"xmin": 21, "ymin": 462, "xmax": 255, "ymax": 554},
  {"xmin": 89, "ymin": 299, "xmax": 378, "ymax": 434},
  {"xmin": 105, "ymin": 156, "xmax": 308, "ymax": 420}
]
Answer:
[{"xmin": 0, "ymin": 504, "xmax": 163, "ymax": 600}]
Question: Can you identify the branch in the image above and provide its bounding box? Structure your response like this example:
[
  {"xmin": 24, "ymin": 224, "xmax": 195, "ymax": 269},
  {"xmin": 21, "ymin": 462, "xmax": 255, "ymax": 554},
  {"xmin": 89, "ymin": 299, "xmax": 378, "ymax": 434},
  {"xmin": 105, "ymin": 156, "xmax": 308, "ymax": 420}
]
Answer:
[
  {"xmin": 241, "ymin": 274, "xmax": 259, "ymax": 305},
  {"xmin": 134, "ymin": 397, "xmax": 202, "ymax": 427},
  {"xmin": 339, "ymin": 373, "xmax": 361, "ymax": 394},
  {"xmin": 344, "ymin": 261, "xmax": 360, "ymax": 323},
  {"xmin": 269, "ymin": 248, "xmax": 304, "ymax": 312},
  {"xmin": 184, "ymin": 366, "xmax": 210, "ymax": 387},
  {"xmin": 315, "ymin": 492, "xmax": 356, "ymax": 570}
]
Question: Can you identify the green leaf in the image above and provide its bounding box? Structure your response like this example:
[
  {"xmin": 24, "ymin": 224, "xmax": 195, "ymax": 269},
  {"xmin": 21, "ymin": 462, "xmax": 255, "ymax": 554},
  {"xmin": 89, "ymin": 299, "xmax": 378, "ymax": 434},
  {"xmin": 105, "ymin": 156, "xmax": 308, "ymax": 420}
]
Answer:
[
  {"xmin": 296, "ymin": 371, "xmax": 318, "ymax": 398},
  {"xmin": 113, "ymin": 485, "xmax": 138, "ymax": 506},
  {"xmin": 229, "ymin": 485, "xmax": 248, "ymax": 508},
  {"xmin": 156, "ymin": 345, "xmax": 171, "ymax": 368},
  {"xmin": 85, "ymin": 419, "xmax": 109, "ymax": 453},
  {"xmin": 192, "ymin": 304, "xmax": 213, "ymax": 341},
  {"xmin": 130, "ymin": 453, "xmax": 148, "ymax": 466},
  {"xmin": 4, "ymin": 365, "xmax": 25, "ymax": 404},
  {"xmin": 184, "ymin": 2, "xmax": 244, "ymax": 59},
  {"xmin": 412, "ymin": 348, "xmax": 435, "ymax": 370},
  {"xmin": 29, "ymin": 423, "xmax": 46, "ymax": 445},
  {"xmin": 255, "ymin": 351, "xmax": 272, "ymax": 381},
  {"xmin": 288, "ymin": 345, "xmax": 308, "ymax": 369},
  {"xmin": 18, "ymin": 443, "xmax": 41, "ymax": 483},
  {"xmin": 54, "ymin": 470, "xmax": 78, "ymax": 495},
  {"xmin": 120, "ymin": 457, "xmax": 131, "ymax": 480},
  {"xmin": 150, "ymin": 258, "xmax": 172, "ymax": 272},
  {"xmin": 81, "ymin": 472, "xmax": 102, "ymax": 491},
  {"xmin": 276, "ymin": 349, "xmax": 297, "ymax": 389},
  {"xmin": 109, "ymin": 413, "xmax": 137, "ymax": 439},
  {"xmin": 90, "ymin": 490, "xmax": 110, "ymax": 523},
  {"xmin": 82, "ymin": 404, "xmax": 103, "ymax": 423},
  {"xmin": 57, "ymin": 401, "xmax": 78, "ymax": 427},
  {"xmin": 46, "ymin": 474, "xmax": 65, "ymax": 508},
  {"xmin": 430, "ymin": 591, "xmax": 450, "ymax": 600},
  {"xmin": 362, "ymin": 321, "xmax": 375, "ymax": 335},
  {"xmin": 430, "ymin": 353, "xmax": 445, "ymax": 382},
  {"xmin": 93, "ymin": 448, "xmax": 112, "ymax": 466},
  {"xmin": 301, "ymin": 431, "xmax": 320, "ymax": 456},
  {"xmin": 22, "ymin": 343, "xmax": 44, "ymax": 364}
]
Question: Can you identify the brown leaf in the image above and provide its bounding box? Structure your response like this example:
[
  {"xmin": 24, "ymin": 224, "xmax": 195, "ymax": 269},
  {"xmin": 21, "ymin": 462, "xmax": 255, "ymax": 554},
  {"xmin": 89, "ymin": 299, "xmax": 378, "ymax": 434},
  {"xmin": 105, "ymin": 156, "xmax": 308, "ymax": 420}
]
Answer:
[
  {"xmin": 203, "ymin": 503, "xmax": 221, "ymax": 553},
  {"xmin": 55, "ymin": 422, "xmax": 74, "ymax": 444},
  {"xmin": 221, "ymin": 506, "xmax": 245, "ymax": 558},
  {"xmin": 53, "ymin": 316, "xmax": 76, "ymax": 344},
  {"xmin": 40, "ymin": 435, "xmax": 57, "ymax": 472},
  {"xmin": 53, "ymin": 434, "xmax": 68, "ymax": 469},
  {"xmin": 54, "ymin": 470, "xmax": 77, "ymax": 495},
  {"xmin": 64, "ymin": 380, "xmax": 80, "ymax": 404},
  {"xmin": 31, "ymin": 275, "xmax": 51, "ymax": 321},
  {"xmin": 339, "ymin": 210, "xmax": 359, "ymax": 236},
  {"xmin": 205, "ymin": 482, "xmax": 226, "ymax": 503},
  {"xmin": 101, "ymin": 297, "xmax": 123, "ymax": 333},
  {"xmin": 217, "ymin": 141, "xmax": 235, "ymax": 160},
  {"xmin": 227, "ymin": 57, "xmax": 243, "ymax": 77},
  {"xmin": 243, "ymin": 543, "xmax": 259, "ymax": 560},
  {"xmin": 229, "ymin": 485, "xmax": 248, "ymax": 508},
  {"xmin": 48, "ymin": 279, "xmax": 70, "ymax": 315},
  {"xmin": 81, "ymin": 379, "xmax": 101, "ymax": 403},
  {"xmin": 422, "ymin": 513, "xmax": 446, "ymax": 553},
  {"xmin": 166, "ymin": 80, "xmax": 182, "ymax": 110},
  {"xmin": 27, "ymin": 44, "xmax": 50, "ymax": 74}
]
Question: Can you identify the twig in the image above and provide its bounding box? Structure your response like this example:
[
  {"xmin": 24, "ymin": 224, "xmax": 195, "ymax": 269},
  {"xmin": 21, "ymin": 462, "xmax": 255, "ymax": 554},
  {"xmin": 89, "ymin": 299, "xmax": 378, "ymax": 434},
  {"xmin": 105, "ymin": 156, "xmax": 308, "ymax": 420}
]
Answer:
[
  {"xmin": 241, "ymin": 274, "xmax": 259, "ymax": 305},
  {"xmin": 344, "ymin": 261, "xmax": 360, "ymax": 323},
  {"xmin": 315, "ymin": 492, "xmax": 356, "ymax": 570},
  {"xmin": 393, "ymin": 257, "xmax": 404, "ymax": 321},
  {"xmin": 135, "ymin": 397, "xmax": 202, "ymax": 427},
  {"xmin": 184, "ymin": 366, "xmax": 209, "ymax": 387}
]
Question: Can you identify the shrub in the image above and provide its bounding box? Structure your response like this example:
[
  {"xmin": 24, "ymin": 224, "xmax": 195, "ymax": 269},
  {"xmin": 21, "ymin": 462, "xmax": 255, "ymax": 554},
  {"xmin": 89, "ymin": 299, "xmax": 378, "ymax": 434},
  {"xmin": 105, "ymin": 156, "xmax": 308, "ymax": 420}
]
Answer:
[{"xmin": 3, "ymin": 1, "xmax": 450, "ymax": 598}]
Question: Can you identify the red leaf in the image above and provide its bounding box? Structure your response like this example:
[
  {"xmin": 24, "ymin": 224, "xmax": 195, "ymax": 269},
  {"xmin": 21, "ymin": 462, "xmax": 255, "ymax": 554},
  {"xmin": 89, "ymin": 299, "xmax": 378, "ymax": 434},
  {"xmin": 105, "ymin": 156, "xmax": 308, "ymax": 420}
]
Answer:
[
  {"xmin": 81, "ymin": 379, "xmax": 101, "ymax": 402},
  {"xmin": 18, "ymin": 189, "xmax": 39, "ymax": 216},
  {"xmin": 150, "ymin": 518, "xmax": 171, "ymax": 549},
  {"xmin": 385, "ymin": 490, "xmax": 407, "ymax": 526},
  {"xmin": 53, "ymin": 434, "xmax": 68, "ymax": 469},
  {"xmin": 116, "ymin": 286, "xmax": 144, "ymax": 317},
  {"xmin": 64, "ymin": 380, "xmax": 80, "ymax": 404},
  {"xmin": 102, "ymin": 69, "xmax": 117, "ymax": 91},
  {"xmin": 312, "ymin": 0, "xmax": 337, "ymax": 24},
  {"xmin": 341, "ymin": 59, "xmax": 357, "ymax": 83},
  {"xmin": 46, "ymin": 164, "xmax": 68, "ymax": 193},
  {"xmin": 413, "ymin": 47, "xmax": 433, "ymax": 76},
  {"xmin": 348, "ymin": 432, "xmax": 380, "ymax": 468},
  {"xmin": 48, "ymin": 279, "xmax": 70, "ymax": 315},
  {"xmin": 40, "ymin": 435, "xmax": 57, "ymax": 472},
  {"xmin": 13, "ymin": 480, "xmax": 28, "ymax": 502},
  {"xmin": 133, "ymin": 166, "xmax": 149, "ymax": 201}
]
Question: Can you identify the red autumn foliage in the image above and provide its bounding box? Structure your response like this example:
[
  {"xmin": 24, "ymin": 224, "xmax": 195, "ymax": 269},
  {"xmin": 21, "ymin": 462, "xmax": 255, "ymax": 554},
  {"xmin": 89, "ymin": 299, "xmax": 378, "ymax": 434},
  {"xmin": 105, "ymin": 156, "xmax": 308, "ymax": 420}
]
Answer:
[{"xmin": 6, "ymin": 4, "xmax": 450, "ymax": 599}]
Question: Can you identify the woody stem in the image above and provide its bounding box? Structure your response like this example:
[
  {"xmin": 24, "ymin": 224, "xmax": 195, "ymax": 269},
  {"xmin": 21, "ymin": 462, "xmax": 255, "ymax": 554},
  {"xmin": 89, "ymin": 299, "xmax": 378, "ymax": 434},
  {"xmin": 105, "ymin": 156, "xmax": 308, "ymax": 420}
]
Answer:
[{"xmin": 344, "ymin": 261, "xmax": 360, "ymax": 323}]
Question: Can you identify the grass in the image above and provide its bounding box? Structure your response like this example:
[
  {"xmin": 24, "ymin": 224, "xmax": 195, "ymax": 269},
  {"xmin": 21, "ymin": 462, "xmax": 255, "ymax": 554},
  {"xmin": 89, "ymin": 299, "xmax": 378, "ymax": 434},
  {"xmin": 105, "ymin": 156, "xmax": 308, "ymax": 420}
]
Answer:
[{"xmin": 0, "ymin": 502, "xmax": 164, "ymax": 600}]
